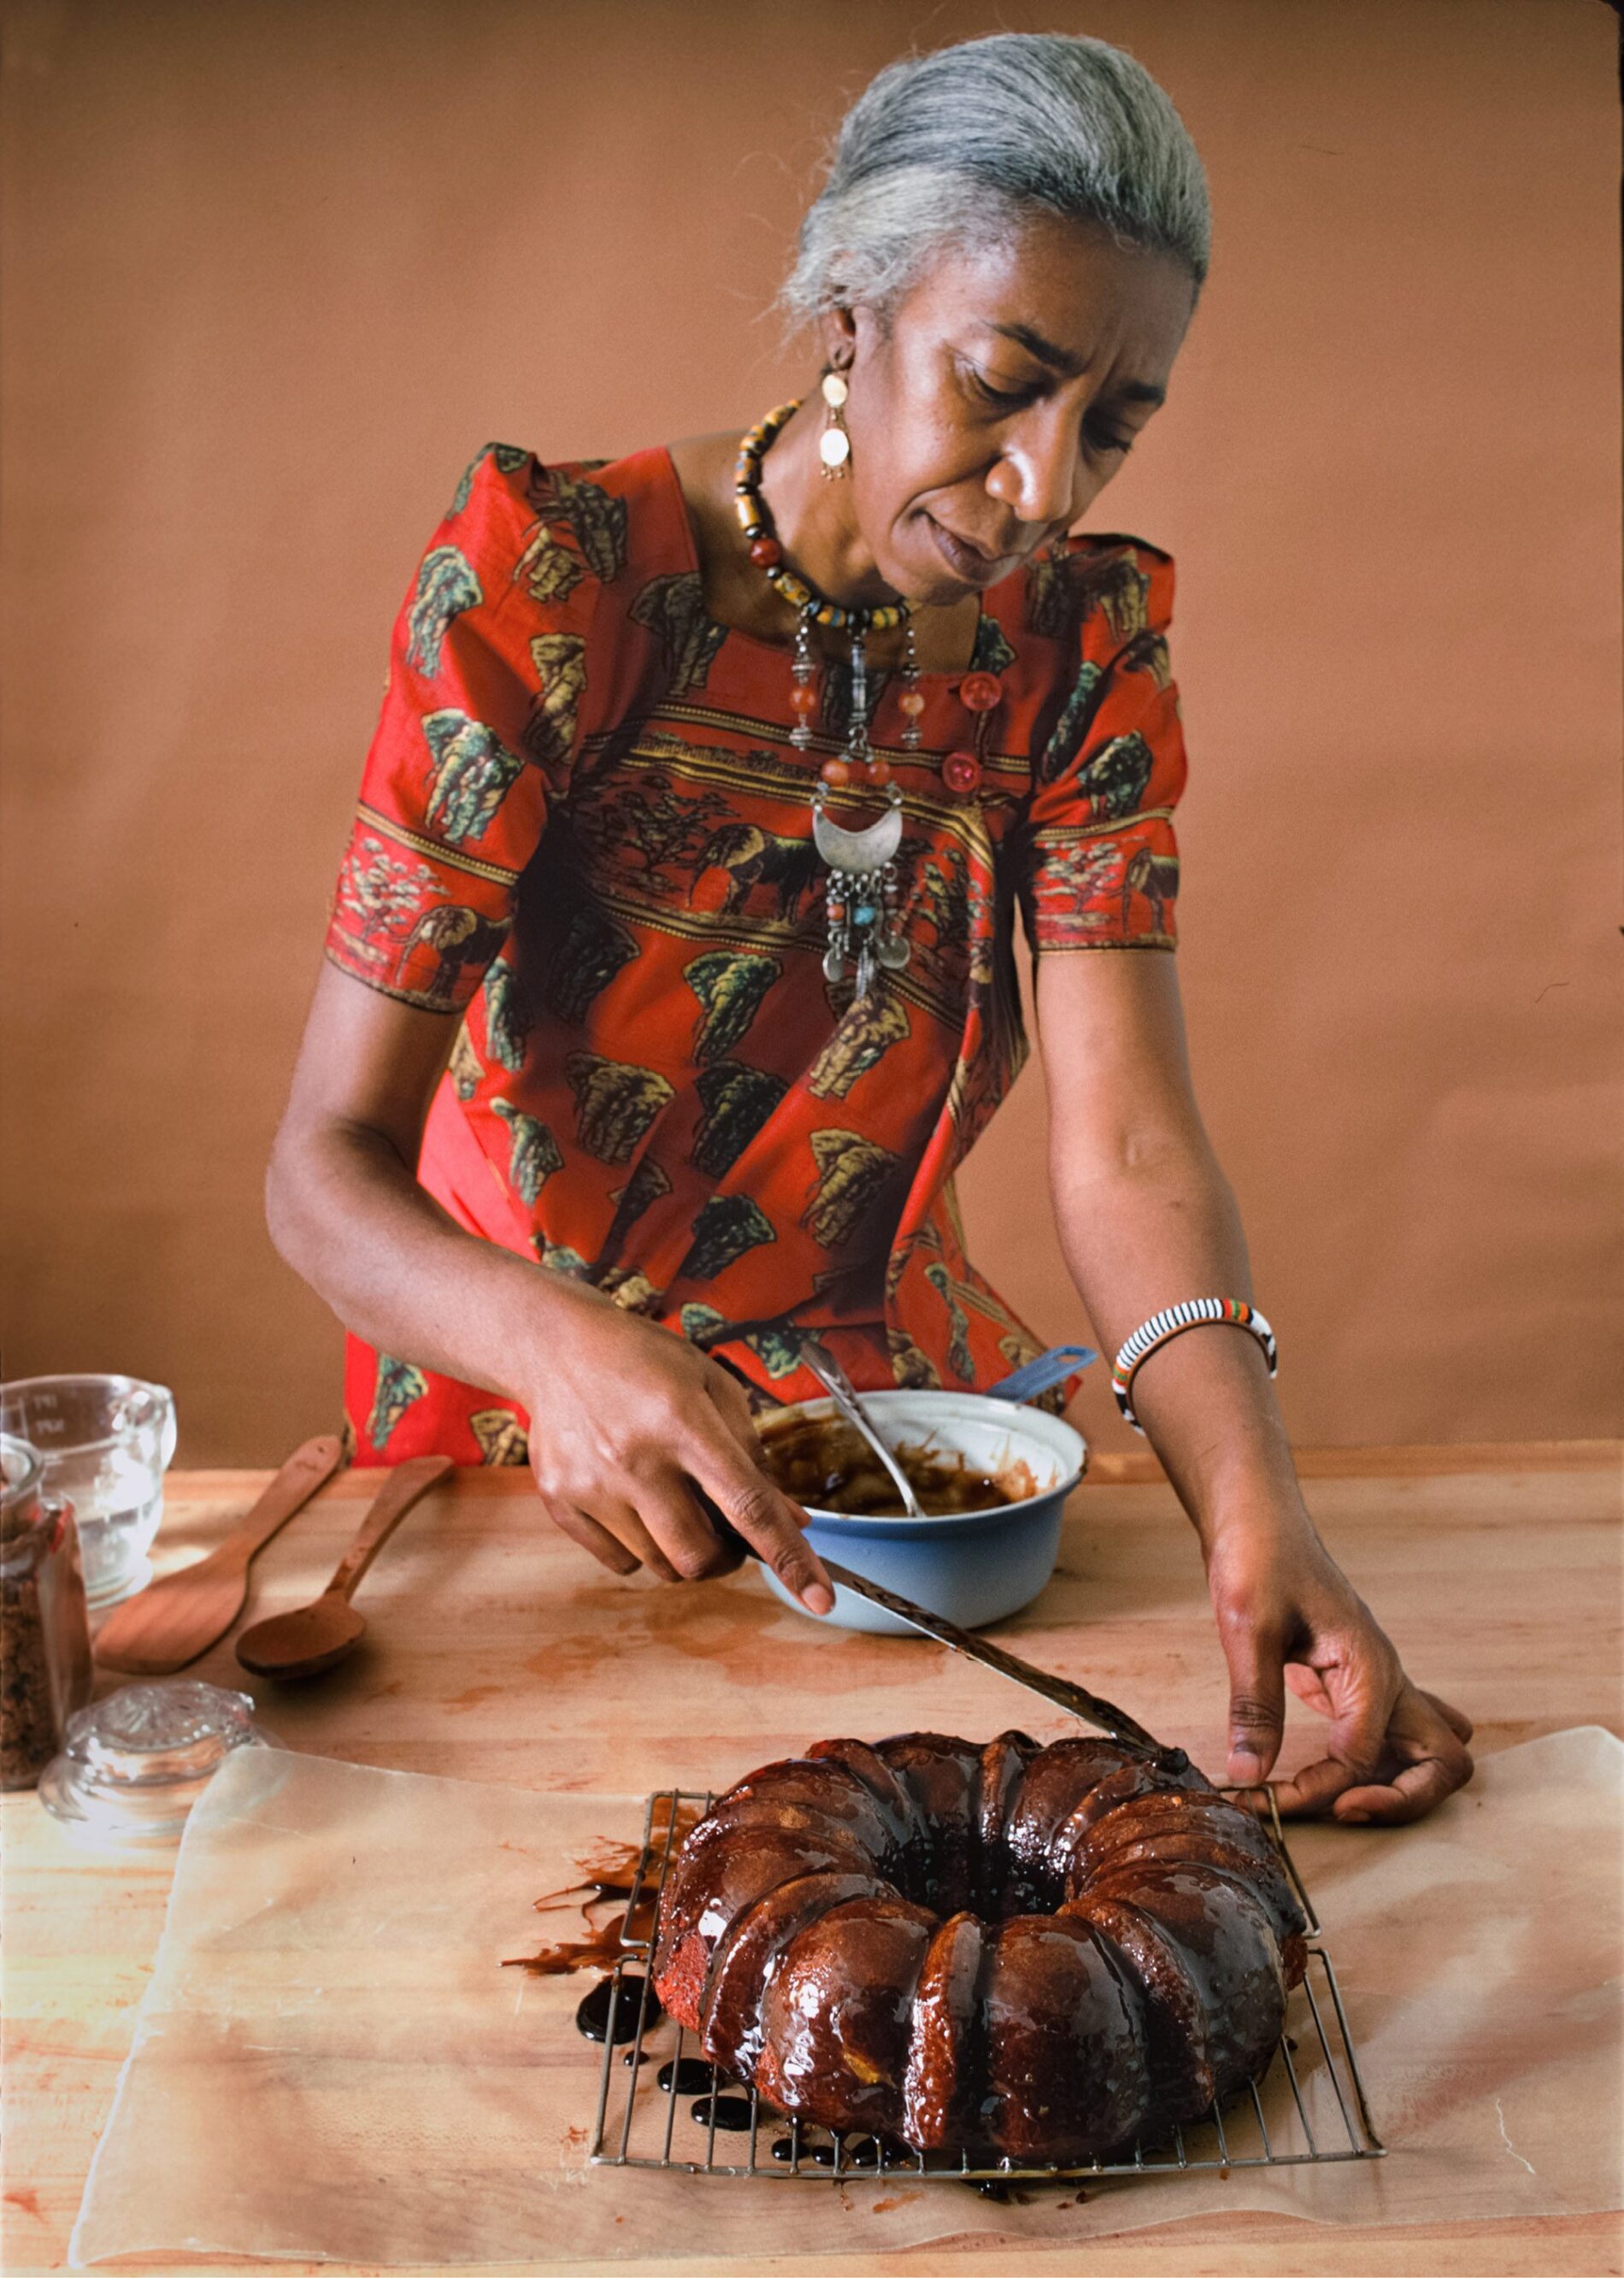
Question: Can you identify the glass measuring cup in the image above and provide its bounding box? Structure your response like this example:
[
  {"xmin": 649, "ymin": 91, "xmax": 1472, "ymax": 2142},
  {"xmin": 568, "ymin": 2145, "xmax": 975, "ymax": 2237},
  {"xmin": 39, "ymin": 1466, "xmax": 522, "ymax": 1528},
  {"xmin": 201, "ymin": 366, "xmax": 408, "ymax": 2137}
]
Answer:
[{"xmin": 0, "ymin": 1377, "xmax": 176, "ymax": 1610}]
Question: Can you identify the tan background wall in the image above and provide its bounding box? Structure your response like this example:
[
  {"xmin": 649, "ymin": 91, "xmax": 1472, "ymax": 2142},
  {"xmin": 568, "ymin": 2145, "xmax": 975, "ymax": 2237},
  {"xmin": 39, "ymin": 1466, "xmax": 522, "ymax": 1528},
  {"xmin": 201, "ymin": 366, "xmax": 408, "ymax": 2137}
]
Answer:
[{"xmin": 2, "ymin": 0, "xmax": 1618, "ymax": 1464}]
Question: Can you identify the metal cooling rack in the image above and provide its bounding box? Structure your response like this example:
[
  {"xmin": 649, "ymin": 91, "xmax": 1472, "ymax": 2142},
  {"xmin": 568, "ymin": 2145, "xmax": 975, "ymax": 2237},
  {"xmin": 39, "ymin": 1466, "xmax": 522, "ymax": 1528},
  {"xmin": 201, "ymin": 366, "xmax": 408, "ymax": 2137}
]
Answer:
[{"xmin": 588, "ymin": 1785, "xmax": 1386, "ymax": 2182}]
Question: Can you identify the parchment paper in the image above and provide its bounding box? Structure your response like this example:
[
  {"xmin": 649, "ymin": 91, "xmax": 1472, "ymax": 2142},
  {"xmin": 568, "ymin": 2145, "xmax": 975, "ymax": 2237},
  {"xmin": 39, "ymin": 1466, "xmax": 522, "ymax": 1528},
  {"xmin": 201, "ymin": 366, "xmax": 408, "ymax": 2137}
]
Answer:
[{"xmin": 72, "ymin": 1728, "xmax": 1623, "ymax": 2266}]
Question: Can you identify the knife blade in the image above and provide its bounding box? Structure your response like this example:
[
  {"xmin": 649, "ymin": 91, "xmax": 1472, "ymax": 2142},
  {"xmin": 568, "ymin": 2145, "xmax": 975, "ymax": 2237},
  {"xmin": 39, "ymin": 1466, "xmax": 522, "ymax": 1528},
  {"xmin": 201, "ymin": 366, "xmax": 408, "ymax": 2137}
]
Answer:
[
  {"xmin": 815, "ymin": 1552, "xmax": 1186, "ymax": 1773},
  {"xmin": 699, "ymin": 1493, "xmax": 1185, "ymax": 1773}
]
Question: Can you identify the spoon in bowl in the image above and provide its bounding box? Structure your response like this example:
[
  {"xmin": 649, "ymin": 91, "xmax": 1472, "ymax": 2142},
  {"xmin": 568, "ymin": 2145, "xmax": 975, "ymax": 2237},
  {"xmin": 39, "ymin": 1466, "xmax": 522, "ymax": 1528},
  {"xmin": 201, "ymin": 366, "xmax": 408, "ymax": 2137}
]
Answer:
[
  {"xmin": 797, "ymin": 1339, "xmax": 926, "ymax": 1518},
  {"xmin": 234, "ymin": 1455, "xmax": 453, "ymax": 1681}
]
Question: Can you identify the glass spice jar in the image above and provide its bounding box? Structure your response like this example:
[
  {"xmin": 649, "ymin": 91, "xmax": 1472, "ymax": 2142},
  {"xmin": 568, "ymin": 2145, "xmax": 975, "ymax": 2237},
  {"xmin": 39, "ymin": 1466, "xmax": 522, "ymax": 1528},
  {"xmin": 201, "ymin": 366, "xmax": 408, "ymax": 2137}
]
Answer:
[{"xmin": 1, "ymin": 1432, "xmax": 94, "ymax": 1791}]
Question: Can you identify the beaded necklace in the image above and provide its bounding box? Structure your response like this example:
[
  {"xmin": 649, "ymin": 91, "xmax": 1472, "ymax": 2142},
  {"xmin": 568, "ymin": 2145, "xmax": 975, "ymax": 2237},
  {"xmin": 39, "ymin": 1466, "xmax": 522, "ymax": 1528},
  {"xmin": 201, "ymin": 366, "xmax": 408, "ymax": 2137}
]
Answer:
[
  {"xmin": 733, "ymin": 397, "xmax": 1008, "ymax": 999},
  {"xmin": 733, "ymin": 398, "xmax": 922, "ymax": 770},
  {"xmin": 733, "ymin": 398, "xmax": 915, "ymax": 997}
]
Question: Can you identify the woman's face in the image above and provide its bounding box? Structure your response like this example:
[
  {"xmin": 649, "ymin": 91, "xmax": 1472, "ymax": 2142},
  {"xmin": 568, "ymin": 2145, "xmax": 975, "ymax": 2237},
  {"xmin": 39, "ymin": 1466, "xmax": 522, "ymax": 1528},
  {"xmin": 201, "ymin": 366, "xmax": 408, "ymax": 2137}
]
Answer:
[{"xmin": 828, "ymin": 212, "xmax": 1197, "ymax": 608}]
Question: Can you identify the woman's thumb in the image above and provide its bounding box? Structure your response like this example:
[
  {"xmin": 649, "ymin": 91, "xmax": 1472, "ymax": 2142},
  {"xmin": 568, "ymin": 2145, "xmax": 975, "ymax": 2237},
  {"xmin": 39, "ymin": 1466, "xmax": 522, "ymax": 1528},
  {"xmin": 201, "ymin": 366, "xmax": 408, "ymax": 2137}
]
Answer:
[{"xmin": 1223, "ymin": 1622, "xmax": 1286, "ymax": 1786}]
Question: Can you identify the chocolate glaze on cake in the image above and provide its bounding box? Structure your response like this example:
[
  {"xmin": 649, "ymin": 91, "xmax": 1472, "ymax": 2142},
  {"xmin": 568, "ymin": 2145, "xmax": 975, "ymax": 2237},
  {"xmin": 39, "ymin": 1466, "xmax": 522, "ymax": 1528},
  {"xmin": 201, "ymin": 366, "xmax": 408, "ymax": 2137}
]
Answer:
[{"xmin": 651, "ymin": 1731, "xmax": 1309, "ymax": 2163}]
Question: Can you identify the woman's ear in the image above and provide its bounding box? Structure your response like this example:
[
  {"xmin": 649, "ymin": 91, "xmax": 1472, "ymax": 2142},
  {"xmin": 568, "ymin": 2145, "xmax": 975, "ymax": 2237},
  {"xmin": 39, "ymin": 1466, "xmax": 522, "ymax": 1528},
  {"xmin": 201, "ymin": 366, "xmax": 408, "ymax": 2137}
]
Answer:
[{"xmin": 820, "ymin": 303, "xmax": 857, "ymax": 372}]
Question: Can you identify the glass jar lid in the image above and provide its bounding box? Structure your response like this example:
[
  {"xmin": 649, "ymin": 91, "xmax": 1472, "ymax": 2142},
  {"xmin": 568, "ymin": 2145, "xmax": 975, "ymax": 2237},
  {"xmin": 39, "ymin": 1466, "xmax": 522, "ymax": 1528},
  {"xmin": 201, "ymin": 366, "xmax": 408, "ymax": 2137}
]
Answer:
[
  {"xmin": 1, "ymin": 1429, "xmax": 44, "ymax": 1540},
  {"xmin": 38, "ymin": 1679, "xmax": 273, "ymax": 1848},
  {"xmin": 1, "ymin": 1429, "xmax": 68, "ymax": 1580}
]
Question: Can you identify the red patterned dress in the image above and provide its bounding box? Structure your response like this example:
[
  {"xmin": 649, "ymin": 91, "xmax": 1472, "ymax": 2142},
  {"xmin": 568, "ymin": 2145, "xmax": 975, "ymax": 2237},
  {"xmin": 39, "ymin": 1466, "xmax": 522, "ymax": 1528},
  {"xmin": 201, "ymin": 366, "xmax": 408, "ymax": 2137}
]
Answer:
[{"xmin": 325, "ymin": 443, "xmax": 1186, "ymax": 1463}]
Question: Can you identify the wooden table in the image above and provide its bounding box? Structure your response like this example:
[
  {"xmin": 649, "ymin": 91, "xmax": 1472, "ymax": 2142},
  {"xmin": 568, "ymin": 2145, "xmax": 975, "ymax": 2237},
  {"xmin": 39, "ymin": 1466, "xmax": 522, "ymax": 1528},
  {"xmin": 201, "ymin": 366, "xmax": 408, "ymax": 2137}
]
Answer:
[{"xmin": 3, "ymin": 1445, "xmax": 1619, "ymax": 2275}]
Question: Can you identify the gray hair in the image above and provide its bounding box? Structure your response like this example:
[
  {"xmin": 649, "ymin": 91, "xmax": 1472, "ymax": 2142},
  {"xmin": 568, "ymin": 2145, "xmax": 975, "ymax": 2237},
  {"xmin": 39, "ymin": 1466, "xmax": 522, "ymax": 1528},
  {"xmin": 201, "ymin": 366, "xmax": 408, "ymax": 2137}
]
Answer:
[{"xmin": 783, "ymin": 32, "xmax": 1210, "ymax": 327}]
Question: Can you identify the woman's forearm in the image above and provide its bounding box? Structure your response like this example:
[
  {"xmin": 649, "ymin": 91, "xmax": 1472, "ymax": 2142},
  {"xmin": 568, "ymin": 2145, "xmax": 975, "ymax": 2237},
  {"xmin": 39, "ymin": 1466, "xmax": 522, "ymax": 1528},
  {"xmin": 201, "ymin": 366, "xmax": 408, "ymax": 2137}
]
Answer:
[
  {"xmin": 266, "ymin": 1107, "xmax": 593, "ymax": 1407},
  {"xmin": 267, "ymin": 1081, "xmax": 833, "ymax": 1605},
  {"xmin": 1050, "ymin": 1122, "xmax": 1474, "ymax": 1817},
  {"xmin": 265, "ymin": 959, "xmax": 833, "ymax": 1603},
  {"xmin": 1049, "ymin": 1134, "xmax": 1305, "ymax": 1544},
  {"xmin": 265, "ymin": 962, "xmax": 630, "ymax": 1408},
  {"xmin": 1033, "ymin": 927, "xmax": 1471, "ymax": 1821}
]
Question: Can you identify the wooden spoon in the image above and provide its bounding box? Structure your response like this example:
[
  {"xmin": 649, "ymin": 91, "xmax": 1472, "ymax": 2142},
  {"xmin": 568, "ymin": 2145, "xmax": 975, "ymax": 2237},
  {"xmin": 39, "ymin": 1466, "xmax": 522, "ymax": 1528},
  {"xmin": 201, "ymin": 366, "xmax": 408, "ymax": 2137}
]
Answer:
[
  {"xmin": 234, "ymin": 1455, "xmax": 453, "ymax": 1681},
  {"xmin": 94, "ymin": 1433, "xmax": 344, "ymax": 1675}
]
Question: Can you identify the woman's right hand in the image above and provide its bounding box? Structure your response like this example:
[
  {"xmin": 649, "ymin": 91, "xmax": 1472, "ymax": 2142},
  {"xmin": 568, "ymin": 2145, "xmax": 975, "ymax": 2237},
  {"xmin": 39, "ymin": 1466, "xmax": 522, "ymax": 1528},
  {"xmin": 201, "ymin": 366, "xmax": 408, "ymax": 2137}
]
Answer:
[{"xmin": 520, "ymin": 1282, "xmax": 835, "ymax": 1612}]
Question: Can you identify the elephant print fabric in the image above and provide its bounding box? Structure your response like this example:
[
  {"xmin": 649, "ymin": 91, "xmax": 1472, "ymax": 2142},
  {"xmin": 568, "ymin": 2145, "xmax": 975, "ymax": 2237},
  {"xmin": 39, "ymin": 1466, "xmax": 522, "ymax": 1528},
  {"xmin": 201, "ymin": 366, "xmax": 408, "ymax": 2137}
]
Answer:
[
  {"xmin": 325, "ymin": 445, "xmax": 1187, "ymax": 1462},
  {"xmin": 407, "ymin": 549, "xmax": 482, "ymax": 675},
  {"xmin": 422, "ymin": 710, "xmax": 526, "ymax": 844}
]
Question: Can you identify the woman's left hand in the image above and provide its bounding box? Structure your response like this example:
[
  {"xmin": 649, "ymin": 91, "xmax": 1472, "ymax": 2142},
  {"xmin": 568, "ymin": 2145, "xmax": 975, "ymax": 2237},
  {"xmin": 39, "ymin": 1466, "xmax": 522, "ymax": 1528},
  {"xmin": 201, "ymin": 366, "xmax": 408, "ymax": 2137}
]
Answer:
[{"xmin": 1204, "ymin": 1510, "xmax": 1474, "ymax": 1823}]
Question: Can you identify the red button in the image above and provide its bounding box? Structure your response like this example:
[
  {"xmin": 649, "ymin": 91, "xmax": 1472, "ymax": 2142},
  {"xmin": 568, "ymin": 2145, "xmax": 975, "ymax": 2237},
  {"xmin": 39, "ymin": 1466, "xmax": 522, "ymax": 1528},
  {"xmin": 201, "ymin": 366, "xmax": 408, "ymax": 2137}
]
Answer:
[
  {"xmin": 959, "ymin": 671, "xmax": 1002, "ymax": 713},
  {"xmin": 943, "ymin": 750, "xmax": 982, "ymax": 796}
]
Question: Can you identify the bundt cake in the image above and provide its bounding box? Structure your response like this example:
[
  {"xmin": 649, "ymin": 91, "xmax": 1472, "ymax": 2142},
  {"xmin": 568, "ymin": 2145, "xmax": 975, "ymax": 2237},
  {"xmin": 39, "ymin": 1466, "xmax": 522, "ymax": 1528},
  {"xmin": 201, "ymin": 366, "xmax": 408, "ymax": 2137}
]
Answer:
[{"xmin": 652, "ymin": 1730, "xmax": 1309, "ymax": 2163}]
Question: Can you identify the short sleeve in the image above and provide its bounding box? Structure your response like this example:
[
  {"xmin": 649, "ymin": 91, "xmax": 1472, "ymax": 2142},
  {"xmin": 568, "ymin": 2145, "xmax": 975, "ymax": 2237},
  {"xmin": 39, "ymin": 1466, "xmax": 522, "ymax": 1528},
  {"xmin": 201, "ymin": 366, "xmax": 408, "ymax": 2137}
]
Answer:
[
  {"xmin": 1017, "ymin": 540, "xmax": 1187, "ymax": 953},
  {"xmin": 324, "ymin": 444, "xmax": 605, "ymax": 1012}
]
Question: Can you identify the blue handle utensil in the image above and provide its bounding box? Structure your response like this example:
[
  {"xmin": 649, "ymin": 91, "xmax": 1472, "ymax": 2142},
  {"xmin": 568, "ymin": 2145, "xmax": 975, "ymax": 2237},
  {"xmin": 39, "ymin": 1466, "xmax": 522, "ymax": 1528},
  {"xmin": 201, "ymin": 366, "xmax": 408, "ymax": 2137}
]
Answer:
[{"xmin": 983, "ymin": 1344, "xmax": 1098, "ymax": 1404}]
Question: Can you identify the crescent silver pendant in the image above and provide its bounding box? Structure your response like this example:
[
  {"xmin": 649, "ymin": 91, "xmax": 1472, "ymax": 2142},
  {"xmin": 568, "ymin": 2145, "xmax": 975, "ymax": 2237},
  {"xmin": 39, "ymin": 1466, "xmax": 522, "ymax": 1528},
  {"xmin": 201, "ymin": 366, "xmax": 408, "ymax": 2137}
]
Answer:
[{"xmin": 812, "ymin": 802, "xmax": 903, "ymax": 873}]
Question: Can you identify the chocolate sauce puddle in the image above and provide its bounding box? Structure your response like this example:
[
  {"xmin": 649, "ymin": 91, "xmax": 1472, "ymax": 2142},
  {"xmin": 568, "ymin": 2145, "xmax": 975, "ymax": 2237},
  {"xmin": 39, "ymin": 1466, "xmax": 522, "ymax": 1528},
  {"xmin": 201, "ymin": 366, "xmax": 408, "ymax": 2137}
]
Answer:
[
  {"xmin": 503, "ymin": 1804, "xmax": 700, "ymax": 2043},
  {"xmin": 574, "ymin": 1975, "xmax": 656, "ymax": 2044}
]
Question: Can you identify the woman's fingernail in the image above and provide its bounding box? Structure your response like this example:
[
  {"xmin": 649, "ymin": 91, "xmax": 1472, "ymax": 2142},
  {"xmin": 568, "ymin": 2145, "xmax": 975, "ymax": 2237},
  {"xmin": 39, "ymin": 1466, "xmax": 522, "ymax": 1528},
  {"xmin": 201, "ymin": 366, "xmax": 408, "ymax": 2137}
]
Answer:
[
  {"xmin": 1231, "ymin": 1751, "xmax": 1265, "ymax": 1786},
  {"xmin": 803, "ymin": 1580, "xmax": 836, "ymax": 1616},
  {"xmin": 1340, "ymin": 1809, "xmax": 1369, "ymax": 1824}
]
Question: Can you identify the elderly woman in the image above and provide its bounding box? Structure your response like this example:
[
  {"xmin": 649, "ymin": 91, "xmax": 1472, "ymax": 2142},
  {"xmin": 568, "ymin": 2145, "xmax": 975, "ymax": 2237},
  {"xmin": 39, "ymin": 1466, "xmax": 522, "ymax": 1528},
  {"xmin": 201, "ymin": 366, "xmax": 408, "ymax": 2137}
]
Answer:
[{"xmin": 268, "ymin": 32, "xmax": 1471, "ymax": 1824}]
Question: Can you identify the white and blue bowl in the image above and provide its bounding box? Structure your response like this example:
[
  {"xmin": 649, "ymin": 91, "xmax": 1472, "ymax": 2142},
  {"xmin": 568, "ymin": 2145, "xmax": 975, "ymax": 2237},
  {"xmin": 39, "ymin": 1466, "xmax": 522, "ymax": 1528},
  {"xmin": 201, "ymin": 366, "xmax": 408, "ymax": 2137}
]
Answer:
[{"xmin": 756, "ymin": 1347, "xmax": 1092, "ymax": 1634}]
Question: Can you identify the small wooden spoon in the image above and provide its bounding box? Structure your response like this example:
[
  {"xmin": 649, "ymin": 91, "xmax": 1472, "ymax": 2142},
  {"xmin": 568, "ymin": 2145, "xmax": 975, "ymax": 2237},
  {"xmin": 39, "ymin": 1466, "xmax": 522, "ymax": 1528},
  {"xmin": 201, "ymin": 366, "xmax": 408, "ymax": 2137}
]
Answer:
[
  {"xmin": 95, "ymin": 1434, "xmax": 344, "ymax": 1675},
  {"xmin": 234, "ymin": 1455, "xmax": 453, "ymax": 1681}
]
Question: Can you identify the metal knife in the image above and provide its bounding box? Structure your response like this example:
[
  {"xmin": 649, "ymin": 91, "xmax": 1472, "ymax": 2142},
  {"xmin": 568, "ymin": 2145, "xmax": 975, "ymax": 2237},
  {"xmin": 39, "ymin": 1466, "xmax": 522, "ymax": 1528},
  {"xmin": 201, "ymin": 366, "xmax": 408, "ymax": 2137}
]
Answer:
[
  {"xmin": 701, "ymin": 1498, "xmax": 1186, "ymax": 1773},
  {"xmin": 815, "ymin": 1552, "xmax": 1186, "ymax": 1773}
]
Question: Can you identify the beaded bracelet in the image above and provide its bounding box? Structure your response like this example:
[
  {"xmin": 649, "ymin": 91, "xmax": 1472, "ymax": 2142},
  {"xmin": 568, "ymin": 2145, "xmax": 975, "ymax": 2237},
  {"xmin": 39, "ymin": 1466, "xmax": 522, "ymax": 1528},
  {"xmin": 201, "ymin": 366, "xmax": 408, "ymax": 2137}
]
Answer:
[{"xmin": 1110, "ymin": 1299, "xmax": 1278, "ymax": 1432}]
